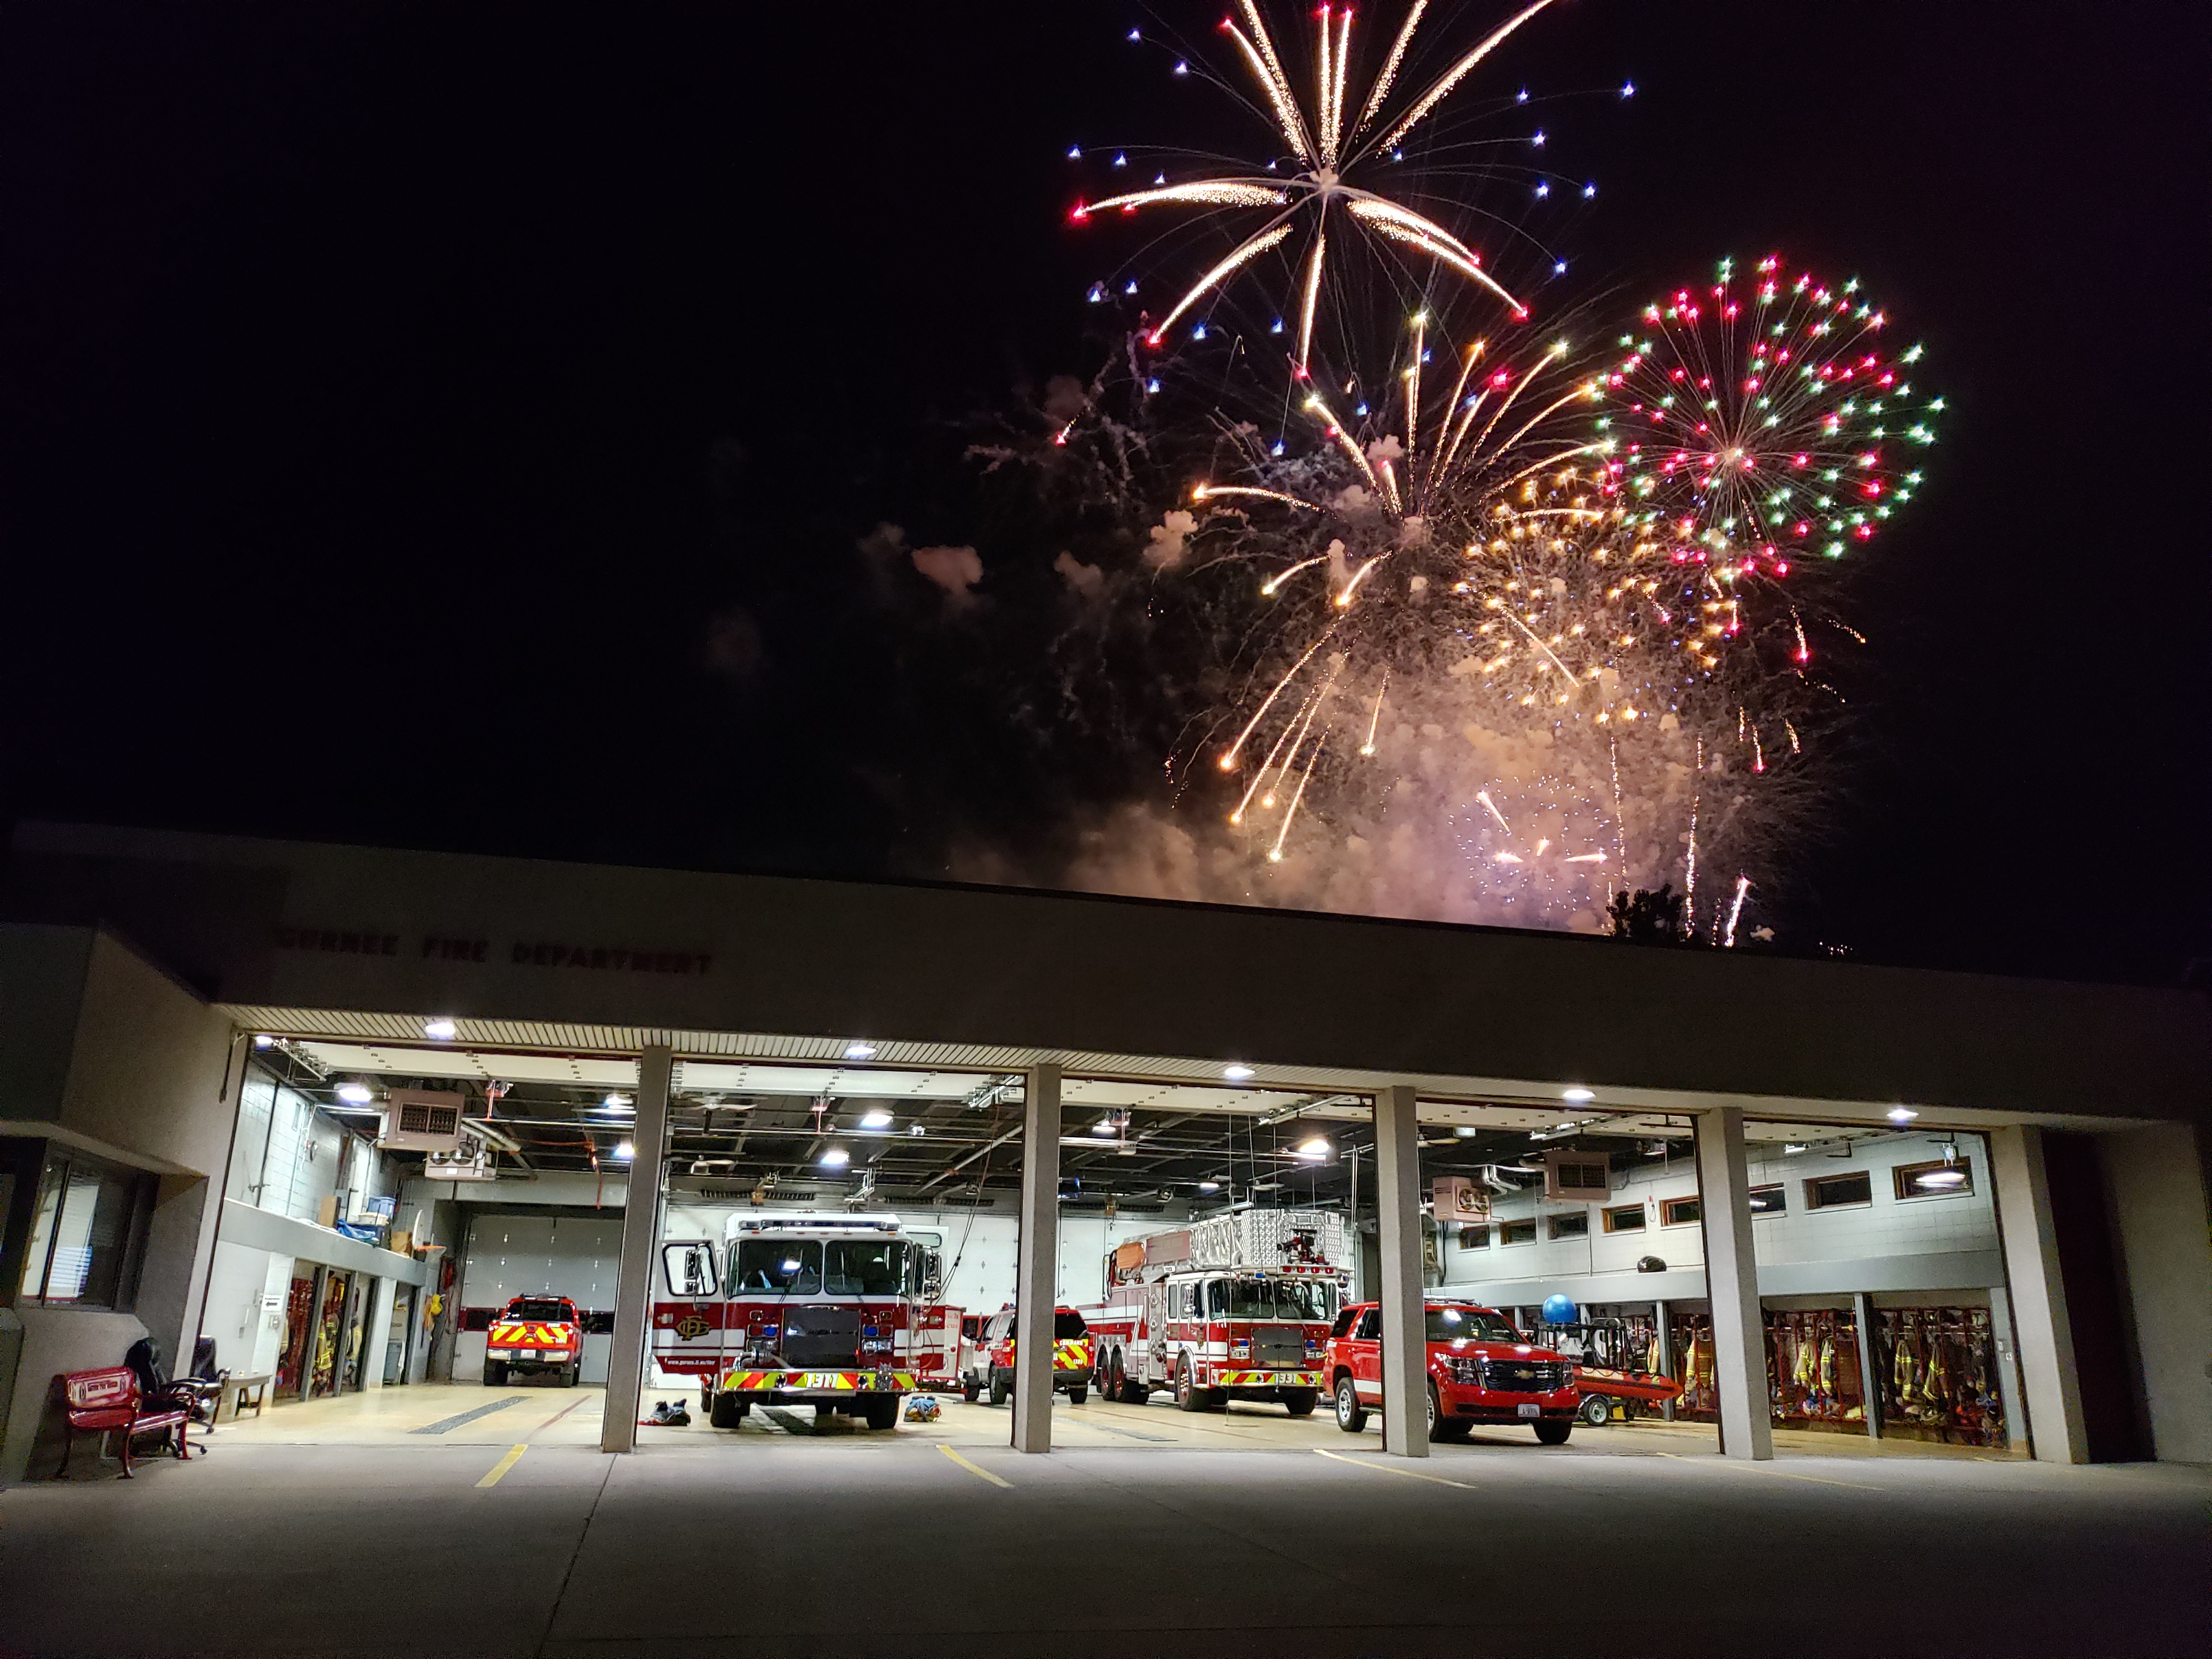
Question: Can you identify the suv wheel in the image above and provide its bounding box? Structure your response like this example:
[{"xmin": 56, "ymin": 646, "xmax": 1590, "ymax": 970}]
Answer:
[
  {"xmin": 1534, "ymin": 1419, "xmax": 1573, "ymax": 1446},
  {"xmin": 1334, "ymin": 1374, "xmax": 1367, "ymax": 1433}
]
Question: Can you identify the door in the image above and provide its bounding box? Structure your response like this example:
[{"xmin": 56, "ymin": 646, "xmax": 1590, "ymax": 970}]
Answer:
[
  {"xmin": 652, "ymin": 1239, "xmax": 726, "ymax": 1383},
  {"xmin": 1352, "ymin": 1307, "xmax": 1384, "ymax": 1400}
]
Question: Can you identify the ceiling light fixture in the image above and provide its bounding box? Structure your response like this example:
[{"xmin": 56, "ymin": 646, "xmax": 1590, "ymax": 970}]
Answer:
[
  {"xmin": 1223, "ymin": 1064, "xmax": 1256, "ymax": 1082},
  {"xmin": 1562, "ymin": 1086, "xmax": 1595, "ymax": 1103},
  {"xmin": 253, "ymin": 1034, "xmax": 274, "ymax": 1049},
  {"xmin": 859, "ymin": 1109, "xmax": 894, "ymax": 1130},
  {"xmin": 423, "ymin": 1018, "xmax": 457, "ymax": 1040},
  {"xmin": 613, "ymin": 1140, "xmax": 635, "ymax": 1161},
  {"xmin": 1454, "ymin": 1126, "xmax": 1478, "ymax": 1138},
  {"xmin": 335, "ymin": 1082, "xmax": 374, "ymax": 1105},
  {"xmin": 1091, "ymin": 1118, "xmax": 1117, "ymax": 1136},
  {"xmin": 1915, "ymin": 1168, "xmax": 1967, "ymax": 1188},
  {"xmin": 844, "ymin": 1042, "xmax": 877, "ymax": 1060},
  {"xmin": 1295, "ymin": 1137, "xmax": 1333, "ymax": 1160},
  {"xmin": 1198, "ymin": 1180, "xmax": 1221, "ymax": 1192},
  {"xmin": 819, "ymin": 1148, "xmax": 851, "ymax": 1168},
  {"xmin": 603, "ymin": 1093, "xmax": 632, "ymax": 1111},
  {"xmin": 1887, "ymin": 1107, "xmax": 1920, "ymax": 1124}
]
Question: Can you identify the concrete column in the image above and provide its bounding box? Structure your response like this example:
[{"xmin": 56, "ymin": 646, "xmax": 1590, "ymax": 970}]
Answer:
[
  {"xmin": 1692, "ymin": 1108, "xmax": 1773, "ymax": 1460},
  {"xmin": 601, "ymin": 1044, "xmax": 672, "ymax": 1454},
  {"xmin": 1851, "ymin": 1291, "xmax": 1881, "ymax": 1440},
  {"xmin": 364, "ymin": 1276, "xmax": 397, "ymax": 1390},
  {"xmin": 1988, "ymin": 1124, "xmax": 2088, "ymax": 1463},
  {"xmin": 1374, "ymin": 1085, "xmax": 1428, "ymax": 1457},
  {"xmin": 2099, "ymin": 1121, "xmax": 2212, "ymax": 1464},
  {"xmin": 1011, "ymin": 1063, "xmax": 1062, "ymax": 1454}
]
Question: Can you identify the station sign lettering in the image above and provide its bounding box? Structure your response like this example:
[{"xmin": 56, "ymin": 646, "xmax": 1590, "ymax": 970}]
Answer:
[{"xmin": 273, "ymin": 928, "xmax": 710, "ymax": 974}]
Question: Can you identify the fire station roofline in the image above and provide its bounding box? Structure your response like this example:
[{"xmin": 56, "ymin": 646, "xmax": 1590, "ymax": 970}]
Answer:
[{"xmin": 8, "ymin": 819, "xmax": 2209, "ymax": 1130}]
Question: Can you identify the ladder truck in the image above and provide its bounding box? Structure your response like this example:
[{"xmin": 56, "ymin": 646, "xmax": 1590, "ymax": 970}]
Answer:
[{"xmin": 1075, "ymin": 1209, "xmax": 1348, "ymax": 1415}]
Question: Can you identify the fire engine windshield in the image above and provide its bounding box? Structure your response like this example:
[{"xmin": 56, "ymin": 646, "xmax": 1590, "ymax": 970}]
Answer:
[
  {"xmin": 1427, "ymin": 1306, "xmax": 1519, "ymax": 1342},
  {"xmin": 1225, "ymin": 1278, "xmax": 1333, "ymax": 1321},
  {"xmin": 506, "ymin": 1299, "xmax": 572, "ymax": 1322},
  {"xmin": 823, "ymin": 1239, "xmax": 907, "ymax": 1295},
  {"xmin": 730, "ymin": 1240, "xmax": 821, "ymax": 1294}
]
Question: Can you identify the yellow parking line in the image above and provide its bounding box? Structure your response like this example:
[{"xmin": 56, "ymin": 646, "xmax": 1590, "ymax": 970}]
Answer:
[
  {"xmin": 1313, "ymin": 1448, "xmax": 1477, "ymax": 1489},
  {"xmin": 938, "ymin": 1444, "xmax": 1012, "ymax": 1488},
  {"xmin": 476, "ymin": 1444, "xmax": 527, "ymax": 1488},
  {"xmin": 1656, "ymin": 1451, "xmax": 1879, "ymax": 1491}
]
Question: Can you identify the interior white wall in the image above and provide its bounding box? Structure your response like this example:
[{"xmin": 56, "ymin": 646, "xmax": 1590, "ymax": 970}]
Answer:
[
  {"xmin": 1442, "ymin": 1132, "xmax": 2000, "ymax": 1292},
  {"xmin": 2100, "ymin": 1121, "xmax": 2212, "ymax": 1463}
]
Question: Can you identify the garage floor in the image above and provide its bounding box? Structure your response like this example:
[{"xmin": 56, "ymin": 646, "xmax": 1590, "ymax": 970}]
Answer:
[
  {"xmin": 206, "ymin": 1381, "xmax": 2022, "ymax": 1461},
  {"xmin": 5, "ymin": 1387, "xmax": 2202, "ymax": 1658}
]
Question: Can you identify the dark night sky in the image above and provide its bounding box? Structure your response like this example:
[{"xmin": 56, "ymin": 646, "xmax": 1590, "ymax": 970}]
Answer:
[{"xmin": 2, "ymin": 2, "xmax": 2205, "ymax": 986}]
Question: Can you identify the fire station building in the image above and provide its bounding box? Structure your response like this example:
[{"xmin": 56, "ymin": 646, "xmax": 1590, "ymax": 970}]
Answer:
[{"xmin": 3, "ymin": 818, "xmax": 2209, "ymax": 1483}]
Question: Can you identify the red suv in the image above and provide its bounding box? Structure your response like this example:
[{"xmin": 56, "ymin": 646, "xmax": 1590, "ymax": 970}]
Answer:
[{"xmin": 1326, "ymin": 1301, "xmax": 1579, "ymax": 1443}]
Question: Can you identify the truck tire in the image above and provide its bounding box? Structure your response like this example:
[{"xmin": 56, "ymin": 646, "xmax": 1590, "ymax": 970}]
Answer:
[
  {"xmin": 989, "ymin": 1370, "xmax": 1011, "ymax": 1407},
  {"xmin": 1282, "ymin": 1387, "xmax": 1319, "ymax": 1418},
  {"xmin": 961, "ymin": 1378, "xmax": 980, "ymax": 1404},
  {"xmin": 1579, "ymin": 1394, "xmax": 1612, "ymax": 1427},
  {"xmin": 483, "ymin": 1361, "xmax": 507, "ymax": 1387},
  {"xmin": 862, "ymin": 1396, "xmax": 899, "ymax": 1431},
  {"xmin": 1067, "ymin": 1386, "xmax": 1088, "ymax": 1405},
  {"xmin": 709, "ymin": 1390, "xmax": 748, "ymax": 1429},
  {"xmin": 1534, "ymin": 1419, "xmax": 1573, "ymax": 1446},
  {"xmin": 566, "ymin": 1362, "xmax": 582, "ymax": 1388},
  {"xmin": 1121, "ymin": 1376, "xmax": 1149, "ymax": 1404},
  {"xmin": 1175, "ymin": 1357, "xmax": 1205, "ymax": 1413},
  {"xmin": 1334, "ymin": 1375, "xmax": 1367, "ymax": 1432}
]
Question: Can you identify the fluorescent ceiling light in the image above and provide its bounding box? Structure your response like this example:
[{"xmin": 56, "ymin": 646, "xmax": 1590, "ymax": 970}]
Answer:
[
  {"xmin": 1223, "ymin": 1064, "xmax": 1256, "ymax": 1082},
  {"xmin": 859, "ymin": 1109, "xmax": 894, "ymax": 1130},
  {"xmin": 603, "ymin": 1093, "xmax": 631, "ymax": 1110},
  {"xmin": 253, "ymin": 1034, "xmax": 274, "ymax": 1049},
  {"xmin": 844, "ymin": 1042, "xmax": 877, "ymax": 1060},
  {"xmin": 1887, "ymin": 1107, "xmax": 1919, "ymax": 1124},
  {"xmin": 1454, "ymin": 1126, "xmax": 1477, "ymax": 1138},
  {"xmin": 1091, "ymin": 1119, "xmax": 1116, "ymax": 1136},
  {"xmin": 1198, "ymin": 1181, "xmax": 1221, "ymax": 1192},
  {"xmin": 1915, "ymin": 1169, "xmax": 1967, "ymax": 1187},
  {"xmin": 613, "ymin": 1140, "xmax": 635, "ymax": 1161},
  {"xmin": 819, "ymin": 1148, "xmax": 850, "ymax": 1168},
  {"xmin": 422, "ymin": 1018, "xmax": 457, "ymax": 1040},
  {"xmin": 1295, "ymin": 1137, "xmax": 1332, "ymax": 1160},
  {"xmin": 336, "ymin": 1082, "xmax": 373, "ymax": 1105},
  {"xmin": 1561, "ymin": 1086, "xmax": 1595, "ymax": 1103}
]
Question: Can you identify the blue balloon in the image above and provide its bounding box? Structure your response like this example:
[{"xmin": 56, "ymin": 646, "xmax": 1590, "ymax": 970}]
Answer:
[{"xmin": 1541, "ymin": 1294, "xmax": 1577, "ymax": 1326}]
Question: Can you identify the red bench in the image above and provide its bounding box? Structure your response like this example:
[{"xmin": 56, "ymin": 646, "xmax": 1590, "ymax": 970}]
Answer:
[{"xmin": 55, "ymin": 1367, "xmax": 198, "ymax": 1479}]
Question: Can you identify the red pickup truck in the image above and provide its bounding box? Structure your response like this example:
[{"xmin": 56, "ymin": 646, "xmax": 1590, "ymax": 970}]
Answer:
[{"xmin": 1325, "ymin": 1301, "xmax": 1580, "ymax": 1443}]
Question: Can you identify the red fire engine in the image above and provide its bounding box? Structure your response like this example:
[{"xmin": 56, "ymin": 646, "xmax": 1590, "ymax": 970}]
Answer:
[
  {"xmin": 650, "ymin": 1214, "xmax": 956, "ymax": 1432},
  {"xmin": 1074, "ymin": 1209, "xmax": 1347, "ymax": 1414},
  {"xmin": 484, "ymin": 1296, "xmax": 584, "ymax": 1386}
]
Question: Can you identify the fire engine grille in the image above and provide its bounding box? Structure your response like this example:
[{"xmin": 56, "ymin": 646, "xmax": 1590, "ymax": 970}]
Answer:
[
  {"xmin": 1476, "ymin": 1358, "xmax": 1570, "ymax": 1391},
  {"xmin": 1252, "ymin": 1325, "xmax": 1307, "ymax": 1368},
  {"xmin": 774, "ymin": 1307, "xmax": 860, "ymax": 1368}
]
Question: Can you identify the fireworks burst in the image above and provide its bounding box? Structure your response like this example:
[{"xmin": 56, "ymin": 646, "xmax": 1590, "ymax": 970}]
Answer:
[
  {"xmin": 1070, "ymin": 1, "xmax": 1566, "ymax": 370},
  {"xmin": 1602, "ymin": 253, "xmax": 1939, "ymax": 572}
]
